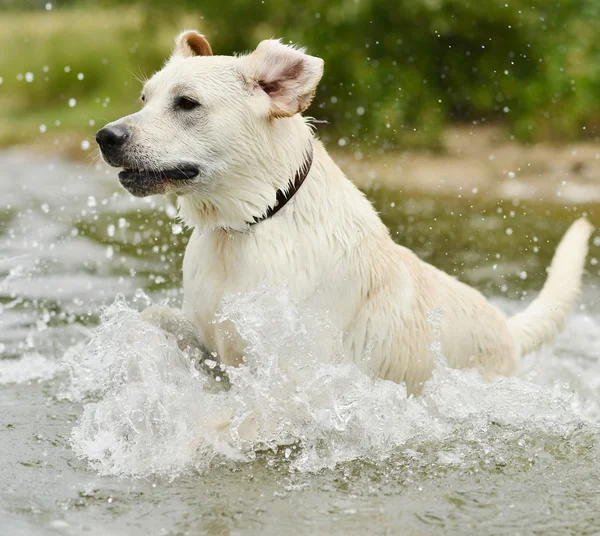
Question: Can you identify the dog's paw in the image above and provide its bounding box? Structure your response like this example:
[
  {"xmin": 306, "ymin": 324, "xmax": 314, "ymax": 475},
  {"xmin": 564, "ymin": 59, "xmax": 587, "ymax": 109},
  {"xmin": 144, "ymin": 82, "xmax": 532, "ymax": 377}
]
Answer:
[
  {"xmin": 140, "ymin": 305, "xmax": 197, "ymax": 349},
  {"xmin": 139, "ymin": 305, "xmax": 230, "ymax": 389}
]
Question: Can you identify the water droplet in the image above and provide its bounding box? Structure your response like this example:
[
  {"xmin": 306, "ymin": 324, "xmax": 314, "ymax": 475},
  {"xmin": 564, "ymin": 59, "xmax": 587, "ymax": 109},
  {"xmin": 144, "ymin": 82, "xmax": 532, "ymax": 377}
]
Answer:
[{"xmin": 166, "ymin": 204, "xmax": 178, "ymax": 219}]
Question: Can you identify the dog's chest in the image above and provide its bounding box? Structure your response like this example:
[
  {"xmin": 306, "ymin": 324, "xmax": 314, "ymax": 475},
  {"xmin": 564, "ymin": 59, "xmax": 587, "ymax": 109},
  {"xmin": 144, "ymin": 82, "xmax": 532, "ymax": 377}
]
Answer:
[
  {"xmin": 181, "ymin": 228, "xmax": 306, "ymax": 363},
  {"xmin": 180, "ymin": 226, "xmax": 365, "ymax": 365}
]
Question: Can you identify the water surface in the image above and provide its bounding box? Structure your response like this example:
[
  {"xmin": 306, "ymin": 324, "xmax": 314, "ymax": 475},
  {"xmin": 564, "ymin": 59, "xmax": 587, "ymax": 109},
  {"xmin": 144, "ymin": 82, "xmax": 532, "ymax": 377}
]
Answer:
[{"xmin": 1, "ymin": 150, "xmax": 599, "ymax": 535}]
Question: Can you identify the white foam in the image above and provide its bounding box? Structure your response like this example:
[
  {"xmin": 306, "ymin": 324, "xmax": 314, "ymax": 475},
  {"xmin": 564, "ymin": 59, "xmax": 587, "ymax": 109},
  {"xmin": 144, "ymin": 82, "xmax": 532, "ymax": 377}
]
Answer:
[
  {"xmin": 67, "ymin": 289, "xmax": 600, "ymax": 478},
  {"xmin": 0, "ymin": 353, "xmax": 59, "ymax": 384}
]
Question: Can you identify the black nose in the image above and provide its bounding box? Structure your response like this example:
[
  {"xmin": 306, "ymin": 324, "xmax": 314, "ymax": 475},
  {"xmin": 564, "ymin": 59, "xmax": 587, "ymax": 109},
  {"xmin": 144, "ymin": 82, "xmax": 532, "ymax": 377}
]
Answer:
[{"xmin": 96, "ymin": 124, "xmax": 130, "ymax": 152}]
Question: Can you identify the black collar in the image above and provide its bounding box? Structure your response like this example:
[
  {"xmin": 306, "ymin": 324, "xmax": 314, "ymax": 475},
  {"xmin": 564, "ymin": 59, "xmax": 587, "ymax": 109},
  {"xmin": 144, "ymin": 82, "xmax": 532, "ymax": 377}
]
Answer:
[{"xmin": 249, "ymin": 142, "xmax": 314, "ymax": 226}]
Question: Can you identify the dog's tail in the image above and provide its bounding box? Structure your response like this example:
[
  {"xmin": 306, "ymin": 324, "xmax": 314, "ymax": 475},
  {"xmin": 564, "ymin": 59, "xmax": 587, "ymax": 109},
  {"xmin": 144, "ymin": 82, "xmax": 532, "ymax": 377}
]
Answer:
[{"xmin": 508, "ymin": 218, "xmax": 594, "ymax": 357}]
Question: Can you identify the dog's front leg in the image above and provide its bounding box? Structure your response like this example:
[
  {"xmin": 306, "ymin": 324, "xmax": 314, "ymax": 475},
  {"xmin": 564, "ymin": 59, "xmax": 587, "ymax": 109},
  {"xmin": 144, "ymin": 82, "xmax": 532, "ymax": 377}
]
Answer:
[{"xmin": 139, "ymin": 305, "xmax": 229, "ymax": 387}]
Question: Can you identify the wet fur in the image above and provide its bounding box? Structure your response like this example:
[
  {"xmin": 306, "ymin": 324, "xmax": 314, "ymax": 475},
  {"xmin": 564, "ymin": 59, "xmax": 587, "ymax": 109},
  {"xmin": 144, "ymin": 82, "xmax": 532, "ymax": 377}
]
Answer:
[{"xmin": 101, "ymin": 32, "xmax": 593, "ymax": 394}]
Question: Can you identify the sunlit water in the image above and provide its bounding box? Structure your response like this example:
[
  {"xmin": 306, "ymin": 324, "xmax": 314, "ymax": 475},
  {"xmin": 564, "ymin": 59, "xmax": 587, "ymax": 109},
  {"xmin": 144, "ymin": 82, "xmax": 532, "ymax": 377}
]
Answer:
[{"xmin": 1, "ymin": 149, "xmax": 600, "ymax": 535}]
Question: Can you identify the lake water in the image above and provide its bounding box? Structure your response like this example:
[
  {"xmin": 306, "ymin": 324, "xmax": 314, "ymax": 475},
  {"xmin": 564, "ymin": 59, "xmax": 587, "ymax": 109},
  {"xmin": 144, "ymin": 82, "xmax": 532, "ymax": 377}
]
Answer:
[{"xmin": 1, "ymin": 149, "xmax": 599, "ymax": 535}]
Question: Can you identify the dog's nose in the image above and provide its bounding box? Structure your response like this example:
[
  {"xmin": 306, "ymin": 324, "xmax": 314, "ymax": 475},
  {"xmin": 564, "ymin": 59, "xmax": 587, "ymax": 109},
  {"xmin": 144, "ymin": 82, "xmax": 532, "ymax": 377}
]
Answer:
[{"xmin": 96, "ymin": 124, "xmax": 129, "ymax": 151}]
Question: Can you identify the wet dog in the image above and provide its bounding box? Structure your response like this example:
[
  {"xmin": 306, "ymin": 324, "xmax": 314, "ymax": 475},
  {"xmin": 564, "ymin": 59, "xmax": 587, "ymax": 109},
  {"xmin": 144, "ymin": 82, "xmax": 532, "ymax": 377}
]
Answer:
[{"xmin": 97, "ymin": 31, "xmax": 593, "ymax": 394}]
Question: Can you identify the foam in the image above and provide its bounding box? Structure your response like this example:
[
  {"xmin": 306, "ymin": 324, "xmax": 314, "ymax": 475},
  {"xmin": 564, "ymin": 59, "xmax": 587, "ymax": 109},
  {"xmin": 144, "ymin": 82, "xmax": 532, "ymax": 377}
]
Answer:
[{"xmin": 0, "ymin": 353, "xmax": 59, "ymax": 384}]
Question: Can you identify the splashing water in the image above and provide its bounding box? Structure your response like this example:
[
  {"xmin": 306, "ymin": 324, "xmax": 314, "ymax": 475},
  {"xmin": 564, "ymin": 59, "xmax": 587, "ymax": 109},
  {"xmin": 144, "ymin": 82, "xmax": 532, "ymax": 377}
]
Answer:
[
  {"xmin": 0, "ymin": 353, "xmax": 59, "ymax": 384},
  {"xmin": 66, "ymin": 287, "xmax": 600, "ymax": 479}
]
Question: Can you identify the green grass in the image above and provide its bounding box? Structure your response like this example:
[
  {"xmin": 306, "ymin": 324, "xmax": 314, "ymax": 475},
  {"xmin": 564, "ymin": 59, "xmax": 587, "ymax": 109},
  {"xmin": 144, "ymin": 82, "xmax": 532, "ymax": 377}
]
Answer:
[{"xmin": 0, "ymin": 8, "xmax": 199, "ymax": 155}]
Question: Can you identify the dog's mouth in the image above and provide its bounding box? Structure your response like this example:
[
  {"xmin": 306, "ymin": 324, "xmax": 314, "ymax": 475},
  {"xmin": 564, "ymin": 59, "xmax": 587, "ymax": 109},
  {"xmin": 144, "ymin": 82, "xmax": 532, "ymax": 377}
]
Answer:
[{"xmin": 118, "ymin": 165, "xmax": 199, "ymax": 197}]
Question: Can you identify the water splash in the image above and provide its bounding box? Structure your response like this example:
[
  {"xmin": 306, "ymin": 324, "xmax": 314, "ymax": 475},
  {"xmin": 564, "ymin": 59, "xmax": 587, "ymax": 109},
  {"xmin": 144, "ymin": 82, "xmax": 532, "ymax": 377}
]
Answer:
[
  {"xmin": 67, "ymin": 288, "xmax": 600, "ymax": 478},
  {"xmin": 0, "ymin": 353, "xmax": 59, "ymax": 384}
]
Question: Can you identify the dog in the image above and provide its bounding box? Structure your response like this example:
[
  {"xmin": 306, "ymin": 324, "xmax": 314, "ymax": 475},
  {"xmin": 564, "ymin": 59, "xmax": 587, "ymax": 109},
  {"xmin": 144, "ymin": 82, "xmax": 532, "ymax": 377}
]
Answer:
[{"xmin": 96, "ymin": 30, "xmax": 593, "ymax": 394}]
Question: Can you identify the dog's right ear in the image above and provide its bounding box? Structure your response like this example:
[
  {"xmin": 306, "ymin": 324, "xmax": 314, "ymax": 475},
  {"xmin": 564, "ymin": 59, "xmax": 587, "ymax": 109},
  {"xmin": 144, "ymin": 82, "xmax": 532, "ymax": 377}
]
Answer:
[{"xmin": 172, "ymin": 30, "xmax": 213, "ymax": 58}]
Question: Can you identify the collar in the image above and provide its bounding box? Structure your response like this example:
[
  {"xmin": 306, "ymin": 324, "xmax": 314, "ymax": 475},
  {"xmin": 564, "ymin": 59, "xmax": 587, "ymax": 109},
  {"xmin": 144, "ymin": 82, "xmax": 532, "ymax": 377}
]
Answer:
[{"xmin": 249, "ymin": 141, "xmax": 314, "ymax": 227}]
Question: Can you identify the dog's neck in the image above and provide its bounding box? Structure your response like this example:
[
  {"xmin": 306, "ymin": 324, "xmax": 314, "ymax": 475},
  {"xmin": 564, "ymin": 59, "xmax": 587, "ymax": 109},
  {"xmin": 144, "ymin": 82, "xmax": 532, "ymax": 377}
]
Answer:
[
  {"xmin": 178, "ymin": 116, "xmax": 314, "ymax": 231},
  {"xmin": 247, "ymin": 141, "xmax": 313, "ymax": 227}
]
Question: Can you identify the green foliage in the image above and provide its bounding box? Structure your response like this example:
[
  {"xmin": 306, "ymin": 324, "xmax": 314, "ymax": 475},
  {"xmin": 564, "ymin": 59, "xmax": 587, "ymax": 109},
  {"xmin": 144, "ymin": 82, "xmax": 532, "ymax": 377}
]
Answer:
[
  {"xmin": 153, "ymin": 0, "xmax": 600, "ymax": 148},
  {"xmin": 0, "ymin": 8, "xmax": 177, "ymax": 147},
  {"xmin": 1, "ymin": 1, "xmax": 599, "ymax": 150}
]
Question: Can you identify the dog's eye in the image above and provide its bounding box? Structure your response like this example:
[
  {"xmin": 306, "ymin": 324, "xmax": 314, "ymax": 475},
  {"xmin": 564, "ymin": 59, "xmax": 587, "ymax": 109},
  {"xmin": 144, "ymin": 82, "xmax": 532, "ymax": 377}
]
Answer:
[
  {"xmin": 140, "ymin": 94, "xmax": 146, "ymax": 103},
  {"xmin": 176, "ymin": 96, "xmax": 199, "ymax": 110}
]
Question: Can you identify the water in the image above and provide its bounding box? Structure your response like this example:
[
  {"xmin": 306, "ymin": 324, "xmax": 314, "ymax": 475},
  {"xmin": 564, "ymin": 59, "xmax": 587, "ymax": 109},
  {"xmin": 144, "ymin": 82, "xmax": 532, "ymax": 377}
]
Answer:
[{"xmin": 1, "ymin": 149, "xmax": 600, "ymax": 535}]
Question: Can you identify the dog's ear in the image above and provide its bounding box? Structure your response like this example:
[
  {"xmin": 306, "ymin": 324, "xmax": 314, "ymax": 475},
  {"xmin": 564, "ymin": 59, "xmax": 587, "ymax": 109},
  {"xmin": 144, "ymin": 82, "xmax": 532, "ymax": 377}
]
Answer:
[
  {"xmin": 172, "ymin": 30, "xmax": 213, "ymax": 58},
  {"xmin": 245, "ymin": 39, "xmax": 324, "ymax": 118}
]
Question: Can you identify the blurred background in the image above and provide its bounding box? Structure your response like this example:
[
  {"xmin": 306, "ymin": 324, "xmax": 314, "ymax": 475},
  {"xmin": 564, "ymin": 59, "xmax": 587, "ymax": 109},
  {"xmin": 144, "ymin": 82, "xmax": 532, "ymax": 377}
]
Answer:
[{"xmin": 1, "ymin": 0, "xmax": 600, "ymax": 153}]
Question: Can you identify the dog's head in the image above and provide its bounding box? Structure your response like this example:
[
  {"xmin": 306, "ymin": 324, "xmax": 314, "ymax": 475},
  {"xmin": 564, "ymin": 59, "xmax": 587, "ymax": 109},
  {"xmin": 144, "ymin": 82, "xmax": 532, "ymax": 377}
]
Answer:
[{"xmin": 96, "ymin": 31, "xmax": 324, "ymax": 202}]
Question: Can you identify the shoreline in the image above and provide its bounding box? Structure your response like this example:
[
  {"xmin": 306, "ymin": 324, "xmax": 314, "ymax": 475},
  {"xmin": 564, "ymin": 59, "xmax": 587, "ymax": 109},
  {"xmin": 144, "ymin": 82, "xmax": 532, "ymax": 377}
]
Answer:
[
  {"xmin": 8, "ymin": 125, "xmax": 600, "ymax": 206},
  {"xmin": 338, "ymin": 126, "xmax": 600, "ymax": 205}
]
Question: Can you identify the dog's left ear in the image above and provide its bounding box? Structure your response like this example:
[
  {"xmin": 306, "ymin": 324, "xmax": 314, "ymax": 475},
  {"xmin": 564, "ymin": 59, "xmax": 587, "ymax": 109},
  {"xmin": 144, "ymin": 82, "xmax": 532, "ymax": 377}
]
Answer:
[
  {"xmin": 172, "ymin": 30, "xmax": 213, "ymax": 58},
  {"xmin": 244, "ymin": 39, "xmax": 324, "ymax": 118}
]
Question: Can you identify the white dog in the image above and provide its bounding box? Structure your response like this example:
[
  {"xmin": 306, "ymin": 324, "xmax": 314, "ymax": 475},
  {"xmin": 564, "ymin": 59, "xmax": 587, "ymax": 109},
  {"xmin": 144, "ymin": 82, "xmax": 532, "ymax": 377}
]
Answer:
[{"xmin": 96, "ymin": 31, "xmax": 593, "ymax": 394}]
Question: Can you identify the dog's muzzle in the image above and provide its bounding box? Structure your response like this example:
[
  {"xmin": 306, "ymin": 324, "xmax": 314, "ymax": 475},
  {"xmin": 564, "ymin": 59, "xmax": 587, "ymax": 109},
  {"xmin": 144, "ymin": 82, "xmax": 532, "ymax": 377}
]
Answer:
[
  {"xmin": 96, "ymin": 124, "xmax": 130, "ymax": 166},
  {"xmin": 96, "ymin": 124, "xmax": 200, "ymax": 197}
]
